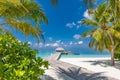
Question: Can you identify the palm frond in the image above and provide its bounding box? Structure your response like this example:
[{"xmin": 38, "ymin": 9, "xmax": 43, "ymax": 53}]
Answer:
[
  {"xmin": 81, "ymin": 19, "xmax": 98, "ymax": 26},
  {"xmin": 81, "ymin": 30, "xmax": 95, "ymax": 38},
  {"xmin": 108, "ymin": 27, "xmax": 120, "ymax": 40},
  {"xmin": 22, "ymin": 0, "xmax": 48, "ymax": 24},
  {"xmin": 6, "ymin": 19, "xmax": 43, "ymax": 41},
  {"xmin": 109, "ymin": 0, "xmax": 120, "ymax": 21},
  {"xmin": 92, "ymin": 28, "xmax": 103, "ymax": 41},
  {"xmin": 0, "ymin": 0, "xmax": 48, "ymax": 41},
  {"xmin": 83, "ymin": 0, "xmax": 95, "ymax": 9},
  {"xmin": 50, "ymin": 0, "xmax": 58, "ymax": 7}
]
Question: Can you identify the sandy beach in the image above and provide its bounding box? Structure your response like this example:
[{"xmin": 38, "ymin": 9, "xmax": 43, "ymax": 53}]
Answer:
[{"xmin": 60, "ymin": 57, "xmax": 120, "ymax": 80}]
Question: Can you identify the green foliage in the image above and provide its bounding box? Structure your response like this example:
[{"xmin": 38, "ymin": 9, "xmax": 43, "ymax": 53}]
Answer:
[
  {"xmin": 114, "ymin": 53, "xmax": 120, "ymax": 60},
  {"xmin": 0, "ymin": 32, "xmax": 49, "ymax": 80},
  {"xmin": 81, "ymin": 2, "xmax": 117, "ymax": 52},
  {"xmin": 0, "ymin": 0, "xmax": 48, "ymax": 41},
  {"xmin": 82, "ymin": 0, "xmax": 120, "ymax": 65}
]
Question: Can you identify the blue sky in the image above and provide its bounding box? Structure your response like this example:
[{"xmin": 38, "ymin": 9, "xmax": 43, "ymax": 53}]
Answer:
[
  {"xmin": 34, "ymin": 0, "xmax": 90, "ymax": 51},
  {"xmin": 10, "ymin": 0, "xmax": 105, "ymax": 52}
]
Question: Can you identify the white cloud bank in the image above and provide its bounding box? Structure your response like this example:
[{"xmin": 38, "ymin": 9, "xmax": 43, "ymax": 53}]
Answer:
[
  {"xmin": 28, "ymin": 41, "xmax": 32, "ymax": 45},
  {"xmin": 78, "ymin": 41, "xmax": 83, "ymax": 44},
  {"xmin": 83, "ymin": 10, "xmax": 93, "ymax": 20},
  {"xmin": 45, "ymin": 43, "xmax": 60, "ymax": 47},
  {"xmin": 69, "ymin": 41, "xmax": 73, "ymax": 45},
  {"xmin": 77, "ymin": 20, "xmax": 81, "ymax": 24},
  {"xmin": 45, "ymin": 40, "xmax": 63, "ymax": 47},
  {"xmin": 69, "ymin": 41, "xmax": 83, "ymax": 45},
  {"xmin": 66, "ymin": 22, "xmax": 76, "ymax": 28},
  {"xmin": 66, "ymin": 20, "xmax": 82, "ymax": 29},
  {"xmin": 86, "ymin": 35, "xmax": 90, "ymax": 38},
  {"xmin": 73, "ymin": 34, "xmax": 81, "ymax": 40},
  {"xmin": 56, "ymin": 40, "xmax": 61, "ymax": 43}
]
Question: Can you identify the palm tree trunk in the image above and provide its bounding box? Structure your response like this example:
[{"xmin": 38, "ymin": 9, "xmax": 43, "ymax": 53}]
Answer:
[{"xmin": 107, "ymin": 32, "xmax": 115, "ymax": 66}]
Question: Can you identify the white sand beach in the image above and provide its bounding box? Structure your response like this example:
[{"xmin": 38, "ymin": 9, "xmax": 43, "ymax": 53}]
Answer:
[
  {"xmin": 42, "ymin": 66, "xmax": 74, "ymax": 80},
  {"xmin": 60, "ymin": 57, "xmax": 120, "ymax": 80}
]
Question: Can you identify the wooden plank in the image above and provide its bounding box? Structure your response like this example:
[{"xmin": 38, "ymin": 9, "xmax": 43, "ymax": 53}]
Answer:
[{"xmin": 45, "ymin": 52, "xmax": 61, "ymax": 61}]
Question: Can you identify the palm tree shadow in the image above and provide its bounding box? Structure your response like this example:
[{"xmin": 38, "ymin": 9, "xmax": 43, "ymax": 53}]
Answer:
[
  {"xmin": 57, "ymin": 67, "xmax": 114, "ymax": 80},
  {"xmin": 83, "ymin": 60, "xmax": 120, "ymax": 70},
  {"xmin": 40, "ymin": 74, "xmax": 56, "ymax": 80}
]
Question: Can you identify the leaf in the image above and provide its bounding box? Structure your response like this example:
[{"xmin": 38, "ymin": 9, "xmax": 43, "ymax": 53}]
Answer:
[
  {"xmin": 81, "ymin": 19, "xmax": 98, "ymax": 26},
  {"xmin": 92, "ymin": 28, "xmax": 102, "ymax": 41},
  {"xmin": 50, "ymin": 0, "xmax": 58, "ymax": 7}
]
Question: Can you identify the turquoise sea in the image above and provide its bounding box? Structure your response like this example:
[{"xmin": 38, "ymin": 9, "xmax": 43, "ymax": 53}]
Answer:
[
  {"xmin": 36, "ymin": 50, "xmax": 110, "ymax": 58},
  {"xmin": 36, "ymin": 51, "xmax": 54, "ymax": 58}
]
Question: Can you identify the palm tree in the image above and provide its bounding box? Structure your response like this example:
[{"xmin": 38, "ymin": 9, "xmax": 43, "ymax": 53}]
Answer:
[
  {"xmin": 81, "ymin": 2, "xmax": 120, "ymax": 66},
  {"xmin": 83, "ymin": 0, "xmax": 95, "ymax": 9},
  {"xmin": 83, "ymin": 0, "xmax": 120, "ymax": 20},
  {"xmin": 0, "ymin": 0, "xmax": 48, "ymax": 41},
  {"xmin": 50, "ymin": 0, "xmax": 58, "ymax": 7}
]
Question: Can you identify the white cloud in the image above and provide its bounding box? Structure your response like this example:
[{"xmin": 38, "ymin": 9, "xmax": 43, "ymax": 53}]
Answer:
[
  {"xmin": 61, "ymin": 42, "xmax": 64, "ymax": 45},
  {"xmin": 86, "ymin": 35, "xmax": 90, "ymax": 38},
  {"xmin": 34, "ymin": 43, "xmax": 43, "ymax": 48},
  {"xmin": 45, "ymin": 43, "xmax": 60, "ymax": 47},
  {"xmin": 77, "ymin": 20, "xmax": 81, "ymax": 24},
  {"xmin": 45, "ymin": 43, "xmax": 51, "ymax": 47},
  {"xmin": 73, "ymin": 34, "xmax": 81, "ymax": 39},
  {"xmin": 56, "ymin": 40, "xmax": 61, "ymax": 43},
  {"xmin": 76, "ymin": 25, "xmax": 80, "ymax": 29},
  {"xmin": 69, "ymin": 41, "xmax": 73, "ymax": 45},
  {"xmin": 28, "ymin": 41, "xmax": 32, "ymax": 45},
  {"xmin": 39, "ymin": 43, "xmax": 44, "ymax": 47},
  {"xmin": 18, "ymin": 40, "xmax": 21, "ymax": 43},
  {"xmin": 48, "ymin": 37, "xmax": 53, "ymax": 41},
  {"xmin": 52, "ymin": 43, "xmax": 59, "ymax": 47},
  {"xmin": 78, "ymin": 41, "xmax": 83, "ymax": 44},
  {"xmin": 66, "ymin": 22, "xmax": 76, "ymax": 28},
  {"xmin": 83, "ymin": 10, "xmax": 93, "ymax": 19},
  {"xmin": 64, "ymin": 45, "xmax": 67, "ymax": 47}
]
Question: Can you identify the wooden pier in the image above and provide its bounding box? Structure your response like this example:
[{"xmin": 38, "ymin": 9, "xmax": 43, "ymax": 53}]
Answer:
[{"xmin": 45, "ymin": 52, "xmax": 61, "ymax": 61}]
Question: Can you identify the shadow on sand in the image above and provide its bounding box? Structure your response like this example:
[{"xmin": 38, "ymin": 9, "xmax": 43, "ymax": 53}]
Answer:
[
  {"xmin": 56, "ymin": 67, "xmax": 115, "ymax": 80},
  {"xmin": 83, "ymin": 60, "xmax": 120, "ymax": 70},
  {"xmin": 41, "ymin": 75, "xmax": 56, "ymax": 80},
  {"xmin": 45, "ymin": 53, "xmax": 119, "ymax": 80}
]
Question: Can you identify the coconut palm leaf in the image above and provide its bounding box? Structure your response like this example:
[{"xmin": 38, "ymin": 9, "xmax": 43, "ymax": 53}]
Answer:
[
  {"xmin": 83, "ymin": 0, "xmax": 95, "ymax": 9},
  {"xmin": 109, "ymin": 0, "xmax": 120, "ymax": 20},
  {"xmin": 50, "ymin": 0, "xmax": 58, "ymax": 7},
  {"xmin": 21, "ymin": 0, "xmax": 48, "ymax": 24},
  {"xmin": 81, "ymin": 30, "xmax": 94, "ymax": 38},
  {"xmin": 82, "ymin": 1, "xmax": 120, "ymax": 65},
  {"xmin": 108, "ymin": 28, "xmax": 120, "ymax": 40},
  {"xmin": 0, "ymin": 0, "xmax": 48, "ymax": 41},
  {"xmin": 81, "ymin": 19, "xmax": 98, "ymax": 26}
]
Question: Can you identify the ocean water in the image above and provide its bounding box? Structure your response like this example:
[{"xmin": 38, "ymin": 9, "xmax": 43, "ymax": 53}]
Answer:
[
  {"xmin": 60, "ymin": 52, "xmax": 110, "ymax": 58},
  {"xmin": 36, "ymin": 51, "xmax": 55, "ymax": 58},
  {"xmin": 36, "ymin": 50, "xmax": 110, "ymax": 58}
]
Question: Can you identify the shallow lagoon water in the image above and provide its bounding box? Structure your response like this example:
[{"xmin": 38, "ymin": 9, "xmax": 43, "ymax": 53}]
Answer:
[{"xmin": 37, "ymin": 50, "xmax": 110, "ymax": 58}]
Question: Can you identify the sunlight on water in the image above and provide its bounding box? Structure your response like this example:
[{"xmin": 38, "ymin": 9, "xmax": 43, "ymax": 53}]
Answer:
[{"xmin": 36, "ymin": 50, "xmax": 110, "ymax": 58}]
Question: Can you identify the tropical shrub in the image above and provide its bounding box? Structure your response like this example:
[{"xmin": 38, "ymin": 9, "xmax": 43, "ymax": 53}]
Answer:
[
  {"xmin": 0, "ymin": 32, "xmax": 49, "ymax": 80},
  {"xmin": 114, "ymin": 53, "xmax": 120, "ymax": 60}
]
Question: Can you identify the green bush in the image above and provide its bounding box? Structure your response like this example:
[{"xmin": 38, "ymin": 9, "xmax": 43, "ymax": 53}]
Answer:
[
  {"xmin": 114, "ymin": 53, "xmax": 120, "ymax": 60},
  {"xmin": 0, "ymin": 32, "xmax": 49, "ymax": 80}
]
